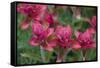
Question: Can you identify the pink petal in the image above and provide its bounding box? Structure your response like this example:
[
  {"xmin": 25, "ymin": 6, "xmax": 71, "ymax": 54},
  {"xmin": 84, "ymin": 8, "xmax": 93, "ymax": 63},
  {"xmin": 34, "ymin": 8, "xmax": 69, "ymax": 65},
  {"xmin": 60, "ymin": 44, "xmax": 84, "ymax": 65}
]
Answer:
[
  {"xmin": 68, "ymin": 39, "xmax": 75, "ymax": 44},
  {"xmin": 90, "ymin": 41, "xmax": 96, "ymax": 48},
  {"xmin": 72, "ymin": 42, "xmax": 81, "ymax": 49},
  {"xmin": 43, "ymin": 45, "xmax": 54, "ymax": 52},
  {"xmin": 17, "ymin": 4, "xmax": 47, "ymax": 21},
  {"xmin": 29, "ymin": 37, "xmax": 39, "ymax": 46},
  {"xmin": 60, "ymin": 43, "xmax": 67, "ymax": 47},
  {"xmin": 32, "ymin": 5, "xmax": 47, "ymax": 21},
  {"xmin": 86, "ymin": 28, "xmax": 95, "ymax": 34},
  {"xmin": 55, "ymin": 26, "xmax": 63, "ymax": 36},
  {"xmin": 66, "ymin": 25, "xmax": 72, "ymax": 36},
  {"xmin": 38, "ymin": 31, "xmax": 47, "ymax": 40},
  {"xmin": 47, "ymin": 28, "xmax": 54, "ymax": 37},
  {"xmin": 20, "ymin": 20, "xmax": 29, "ymax": 30},
  {"xmin": 82, "ymin": 29, "xmax": 93, "ymax": 42},
  {"xmin": 68, "ymin": 40, "xmax": 81, "ymax": 49},
  {"xmin": 17, "ymin": 4, "xmax": 33, "ymax": 15},
  {"xmin": 47, "ymin": 39, "xmax": 57, "ymax": 47},
  {"xmin": 55, "ymin": 25, "xmax": 72, "ymax": 39},
  {"xmin": 84, "ymin": 41, "xmax": 96, "ymax": 48},
  {"xmin": 17, "ymin": 4, "xmax": 26, "ymax": 14},
  {"xmin": 32, "ymin": 22, "xmax": 44, "ymax": 35},
  {"xmin": 45, "ymin": 13, "xmax": 54, "ymax": 24},
  {"xmin": 37, "ymin": 27, "xmax": 53, "ymax": 39},
  {"xmin": 55, "ymin": 25, "xmax": 73, "ymax": 47}
]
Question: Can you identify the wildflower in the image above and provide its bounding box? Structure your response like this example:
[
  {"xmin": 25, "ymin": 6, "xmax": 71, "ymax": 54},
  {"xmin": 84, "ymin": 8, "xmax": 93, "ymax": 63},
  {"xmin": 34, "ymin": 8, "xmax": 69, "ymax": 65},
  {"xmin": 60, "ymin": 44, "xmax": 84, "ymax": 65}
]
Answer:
[
  {"xmin": 73, "ymin": 28, "xmax": 96, "ymax": 49},
  {"xmin": 17, "ymin": 4, "xmax": 47, "ymax": 29},
  {"xmin": 30, "ymin": 22, "xmax": 56, "ymax": 51},
  {"xmin": 55, "ymin": 25, "xmax": 72, "ymax": 47}
]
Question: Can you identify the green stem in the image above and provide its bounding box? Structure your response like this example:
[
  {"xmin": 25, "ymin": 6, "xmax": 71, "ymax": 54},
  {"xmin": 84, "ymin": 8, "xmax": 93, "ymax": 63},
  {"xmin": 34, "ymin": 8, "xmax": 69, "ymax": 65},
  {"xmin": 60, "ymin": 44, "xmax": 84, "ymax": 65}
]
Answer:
[
  {"xmin": 63, "ymin": 48, "xmax": 72, "ymax": 62},
  {"xmin": 40, "ymin": 46, "xmax": 46, "ymax": 63},
  {"xmin": 81, "ymin": 50, "xmax": 86, "ymax": 61},
  {"xmin": 56, "ymin": 53, "xmax": 62, "ymax": 62},
  {"xmin": 56, "ymin": 48, "xmax": 72, "ymax": 62}
]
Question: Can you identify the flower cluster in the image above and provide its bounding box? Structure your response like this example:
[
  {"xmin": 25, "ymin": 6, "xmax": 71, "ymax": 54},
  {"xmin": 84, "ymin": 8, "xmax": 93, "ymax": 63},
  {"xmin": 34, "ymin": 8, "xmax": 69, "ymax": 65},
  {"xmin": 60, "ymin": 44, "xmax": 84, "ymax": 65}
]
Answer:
[
  {"xmin": 17, "ymin": 4, "xmax": 97, "ymax": 62},
  {"xmin": 17, "ymin": 4, "xmax": 47, "ymax": 30}
]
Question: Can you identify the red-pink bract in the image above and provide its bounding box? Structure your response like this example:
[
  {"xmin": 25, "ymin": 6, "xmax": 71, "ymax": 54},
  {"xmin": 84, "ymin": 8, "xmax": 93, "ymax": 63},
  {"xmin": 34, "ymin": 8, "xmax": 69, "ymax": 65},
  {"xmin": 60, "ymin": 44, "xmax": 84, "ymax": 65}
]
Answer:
[
  {"xmin": 17, "ymin": 4, "xmax": 47, "ymax": 21},
  {"xmin": 55, "ymin": 25, "xmax": 72, "ymax": 47},
  {"xmin": 74, "ymin": 28, "xmax": 96, "ymax": 49},
  {"xmin": 30, "ymin": 22, "xmax": 56, "ymax": 51},
  {"xmin": 17, "ymin": 4, "xmax": 47, "ymax": 30}
]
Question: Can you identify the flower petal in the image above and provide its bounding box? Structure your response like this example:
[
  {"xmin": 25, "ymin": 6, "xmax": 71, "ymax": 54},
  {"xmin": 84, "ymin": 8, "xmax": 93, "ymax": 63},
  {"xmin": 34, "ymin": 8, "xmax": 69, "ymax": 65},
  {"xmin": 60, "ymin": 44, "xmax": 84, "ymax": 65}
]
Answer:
[
  {"xmin": 20, "ymin": 20, "xmax": 30, "ymax": 30},
  {"xmin": 47, "ymin": 28, "xmax": 54, "ymax": 37},
  {"xmin": 83, "ymin": 41, "xmax": 96, "ymax": 48},
  {"xmin": 72, "ymin": 42, "xmax": 81, "ymax": 49},
  {"xmin": 68, "ymin": 40, "xmax": 81, "ymax": 49},
  {"xmin": 86, "ymin": 28, "xmax": 95, "ymax": 35},
  {"xmin": 43, "ymin": 45, "xmax": 54, "ymax": 52},
  {"xmin": 65, "ymin": 25, "xmax": 72, "ymax": 37},
  {"xmin": 45, "ymin": 13, "xmax": 54, "ymax": 24},
  {"xmin": 29, "ymin": 37, "xmax": 39, "ymax": 46},
  {"xmin": 32, "ymin": 22, "xmax": 44, "ymax": 35},
  {"xmin": 17, "ymin": 4, "xmax": 34, "ymax": 15},
  {"xmin": 47, "ymin": 39, "xmax": 57, "ymax": 47}
]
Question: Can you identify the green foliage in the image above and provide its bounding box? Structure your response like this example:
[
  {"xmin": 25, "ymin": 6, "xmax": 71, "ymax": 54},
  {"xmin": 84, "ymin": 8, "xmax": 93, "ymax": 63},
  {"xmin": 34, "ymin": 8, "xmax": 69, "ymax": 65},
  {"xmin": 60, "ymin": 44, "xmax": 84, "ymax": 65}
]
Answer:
[{"xmin": 81, "ymin": 7, "xmax": 96, "ymax": 18}]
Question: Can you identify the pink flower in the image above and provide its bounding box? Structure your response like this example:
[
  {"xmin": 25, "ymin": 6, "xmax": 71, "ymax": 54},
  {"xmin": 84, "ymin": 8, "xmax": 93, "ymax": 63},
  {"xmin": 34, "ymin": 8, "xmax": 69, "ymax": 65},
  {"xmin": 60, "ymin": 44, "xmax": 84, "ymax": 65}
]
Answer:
[
  {"xmin": 17, "ymin": 4, "xmax": 33, "ymax": 15},
  {"xmin": 29, "ymin": 36, "xmax": 39, "ymax": 46},
  {"xmin": 17, "ymin": 4, "xmax": 47, "ymax": 30},
  {"xmin": 55, "ymin": 25, "xmax": 72, "ymax": 47},
  {"xmin": 40, "ymin": 12, "xmax": 59, "ymax": 27},
  {"xmin": 32, "ymin": 21, "xmax": 44, "ymax": 36},
  {"xmin": 17, "ymin": 4, "xmax": 47, "ymax": 21},
  {"xmin": 45, "ymin": 13, "xmax": 54, "ymax": 25},
  {"xmin": 31, "ymin": 4, "xmax": 47, "ymax": 21},
  {"xmin": 73, "ymin": 28, "xmax": 96, "ymax": 49},
  {"xmin": 30, "ymin": 22, "xmax": 56, "ymax": 51}
]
